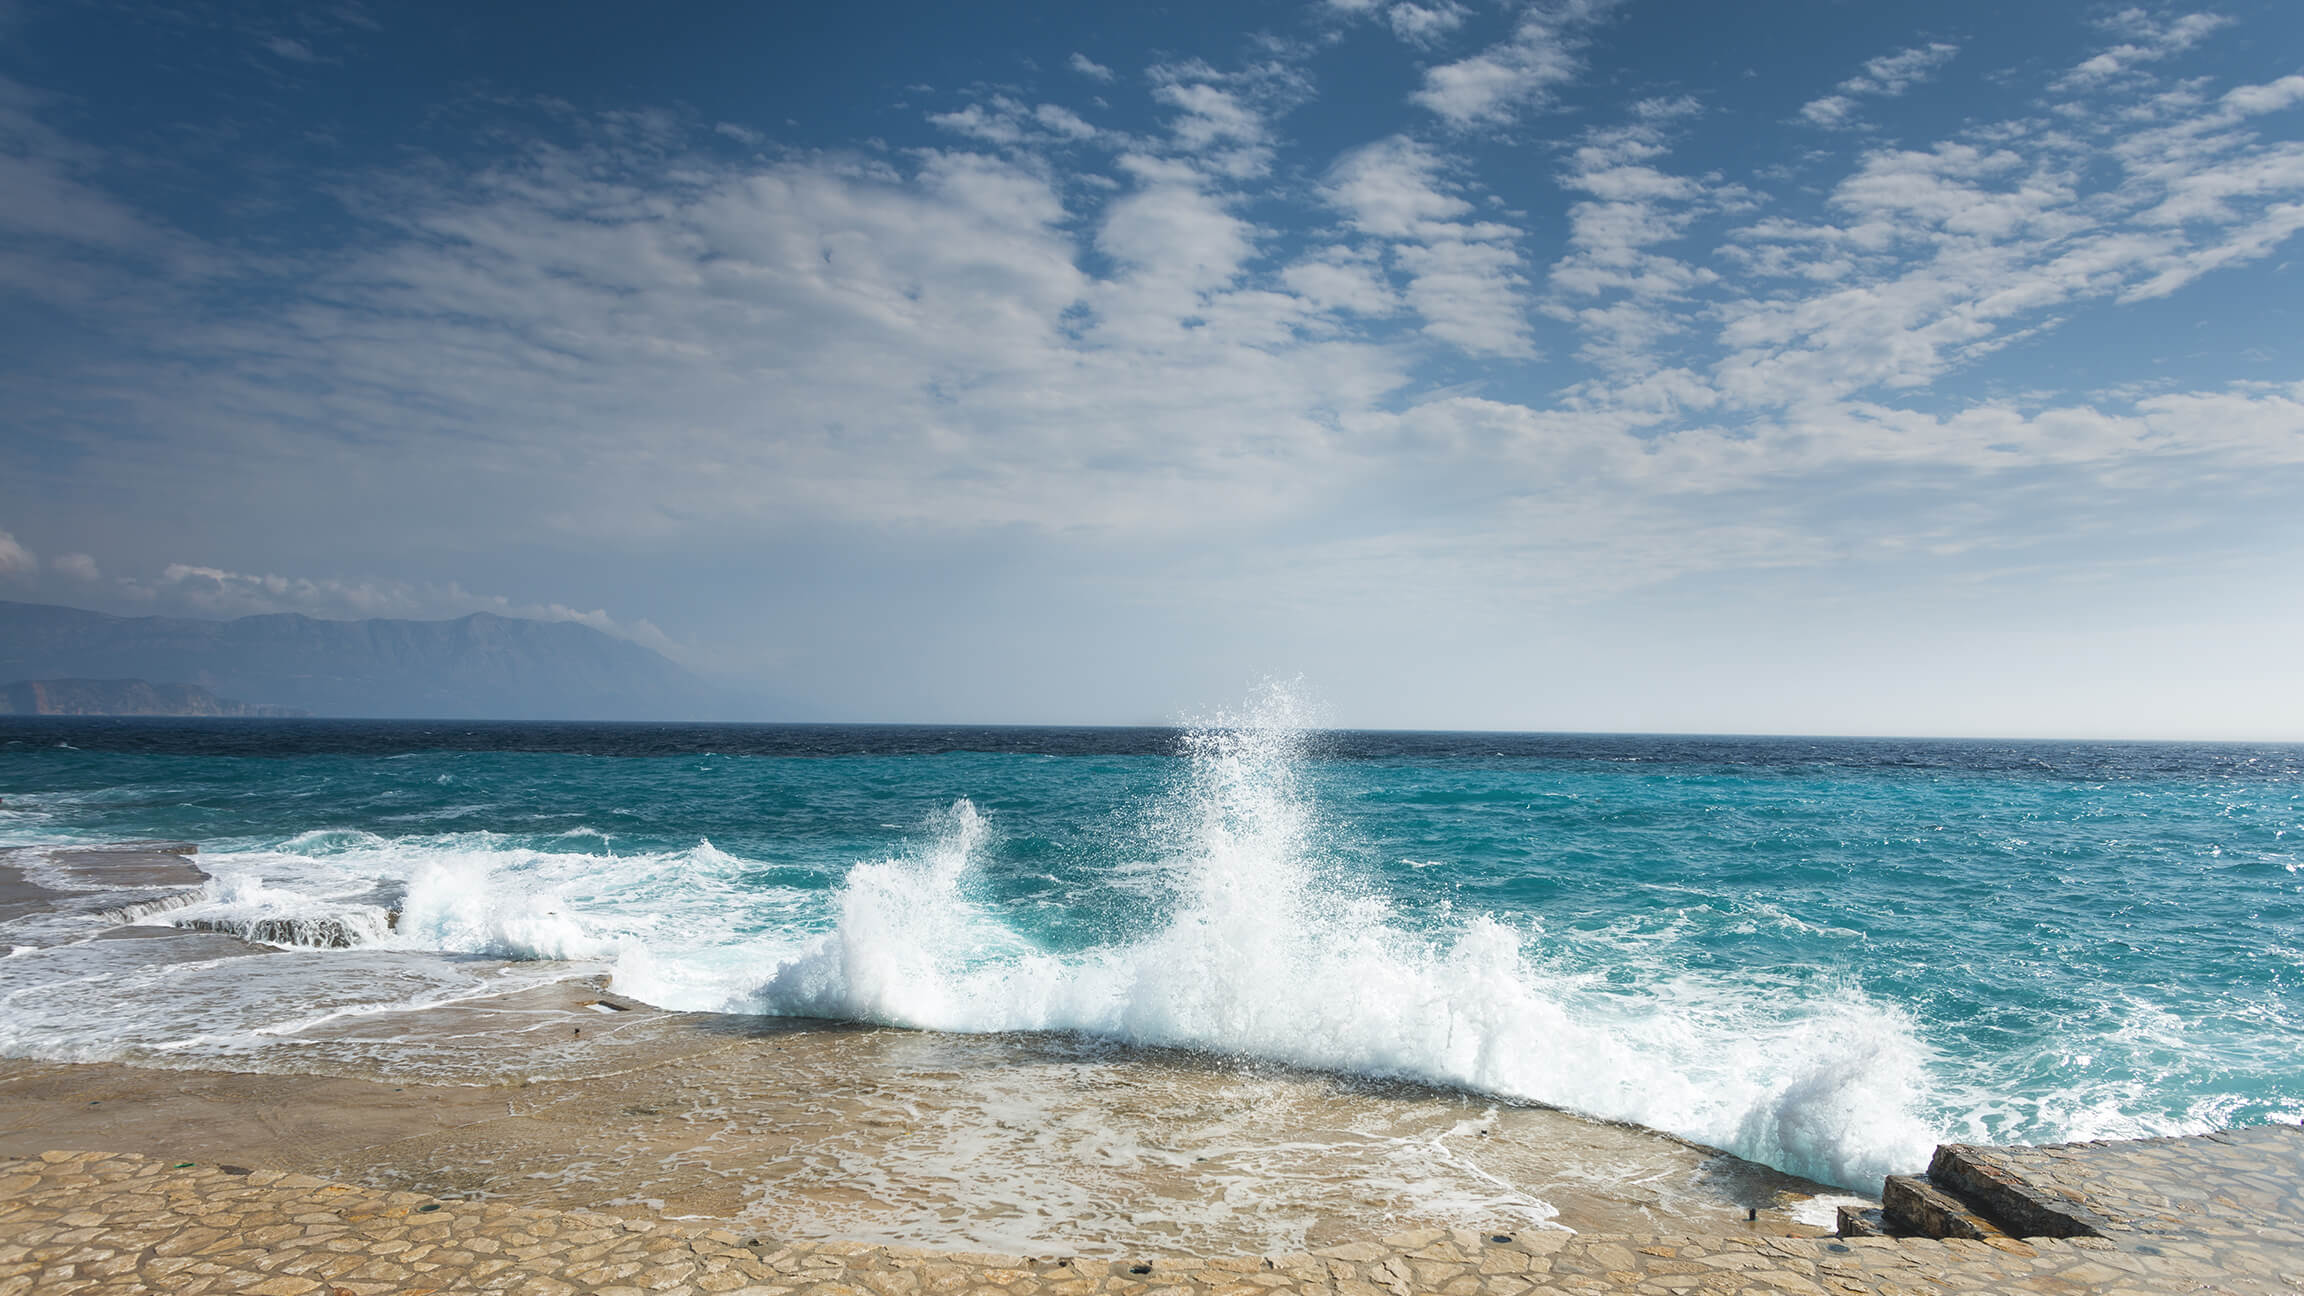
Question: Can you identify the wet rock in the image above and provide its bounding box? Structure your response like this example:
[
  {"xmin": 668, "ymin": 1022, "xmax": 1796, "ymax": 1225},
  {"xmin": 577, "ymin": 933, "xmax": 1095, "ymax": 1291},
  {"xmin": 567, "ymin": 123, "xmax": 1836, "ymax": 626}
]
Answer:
[{"xmin": 177, "ymin": 913, "xmax": 392, "ymax": 949}]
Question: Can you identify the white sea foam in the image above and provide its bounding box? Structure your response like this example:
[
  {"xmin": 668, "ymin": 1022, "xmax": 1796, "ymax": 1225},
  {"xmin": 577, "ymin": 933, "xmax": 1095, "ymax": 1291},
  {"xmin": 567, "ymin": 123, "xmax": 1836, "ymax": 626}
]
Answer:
[
  {"xmin": 715, "ymin": 688, "xmax": 1941, "ymax": 1189},
  {"xmin": 393, "ymin": 855, "xmax": 613, "ymax": 962},
  {"xmin": 154, "ymin": 863, "xmax": 394, "ymax": 948},
  {"xmin": 165, "ymin": 833, "xmax": 771, "ymax": 968}
]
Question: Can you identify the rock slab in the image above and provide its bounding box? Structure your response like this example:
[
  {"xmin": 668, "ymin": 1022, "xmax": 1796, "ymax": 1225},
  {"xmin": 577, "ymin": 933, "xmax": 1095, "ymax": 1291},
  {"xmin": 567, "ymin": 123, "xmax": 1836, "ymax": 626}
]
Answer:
[{"xmin": 2, "ymin": 1149, "xmax": 2289, "ymax": 1295}]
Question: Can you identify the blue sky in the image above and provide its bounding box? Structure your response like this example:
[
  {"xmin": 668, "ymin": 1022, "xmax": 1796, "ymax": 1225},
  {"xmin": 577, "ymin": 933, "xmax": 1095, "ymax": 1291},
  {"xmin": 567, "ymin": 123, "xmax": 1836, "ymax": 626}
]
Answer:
[{"xmin": 2, "ymin": 0, "xmax": 2302, "ymax": 735}]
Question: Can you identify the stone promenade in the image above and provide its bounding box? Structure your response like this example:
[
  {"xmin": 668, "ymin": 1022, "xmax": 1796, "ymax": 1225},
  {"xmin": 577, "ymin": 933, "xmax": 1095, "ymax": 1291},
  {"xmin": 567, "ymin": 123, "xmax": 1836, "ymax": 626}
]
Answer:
[{"xmin": 1, "ymin": 1149, "xmax": 2285, "ymax": 1296}]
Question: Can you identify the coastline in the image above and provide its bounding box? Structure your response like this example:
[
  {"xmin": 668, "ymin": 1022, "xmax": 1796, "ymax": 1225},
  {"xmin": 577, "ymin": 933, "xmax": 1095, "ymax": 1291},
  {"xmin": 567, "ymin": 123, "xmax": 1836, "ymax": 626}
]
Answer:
[
  {"xmin": 0, "ymin": 841, "xmax": 1854, "ymax": 1254},
  {"xmin": 10, "ymin": 976, "xmax": 2301, "ymax": 1293},
  {"xmin": 13, "ymin": 725, "xmax": 2299, "ymax": 1201},
  {"xmin": 0, "ymin": 1000, "xmax": 1847, "ymax": 1254},
  {"xmin": 5, "ymin": 843, "xmax": 2301, "ymax": 1291}
]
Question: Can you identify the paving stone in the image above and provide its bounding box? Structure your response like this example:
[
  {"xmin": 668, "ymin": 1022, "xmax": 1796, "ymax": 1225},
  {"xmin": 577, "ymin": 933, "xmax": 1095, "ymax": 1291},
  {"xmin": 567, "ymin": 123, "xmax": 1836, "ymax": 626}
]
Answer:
[{"xmin": 2, "ymin": 1145, "xmax": 2301, "ymax": 1295}]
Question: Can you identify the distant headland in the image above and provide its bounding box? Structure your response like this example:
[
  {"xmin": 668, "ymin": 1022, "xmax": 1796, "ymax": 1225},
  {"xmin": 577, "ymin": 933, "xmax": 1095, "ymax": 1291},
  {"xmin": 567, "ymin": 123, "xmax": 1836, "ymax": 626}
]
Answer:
[
  {"xmin": 0, "ymin": 677, "xmax": 306, "ymax": 717},
  {"xmin": 0, "ymin": 599, "xmax": 735, "ymax": 720}
]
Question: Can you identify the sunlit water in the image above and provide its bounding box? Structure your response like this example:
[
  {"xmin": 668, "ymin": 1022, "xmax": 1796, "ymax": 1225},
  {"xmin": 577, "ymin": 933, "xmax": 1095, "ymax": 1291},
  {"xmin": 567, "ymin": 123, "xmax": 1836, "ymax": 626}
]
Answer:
[{"xmin": 3, "ymin": 698, "xmax": 2299, "ymax": 1196}]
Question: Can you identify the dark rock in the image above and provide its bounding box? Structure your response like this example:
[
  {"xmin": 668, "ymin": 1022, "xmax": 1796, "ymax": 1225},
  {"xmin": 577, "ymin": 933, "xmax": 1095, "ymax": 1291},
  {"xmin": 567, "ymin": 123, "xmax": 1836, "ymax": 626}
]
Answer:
[{"xmin": 178, "ymin": 913, "xmax": 390, "ymax": 949}]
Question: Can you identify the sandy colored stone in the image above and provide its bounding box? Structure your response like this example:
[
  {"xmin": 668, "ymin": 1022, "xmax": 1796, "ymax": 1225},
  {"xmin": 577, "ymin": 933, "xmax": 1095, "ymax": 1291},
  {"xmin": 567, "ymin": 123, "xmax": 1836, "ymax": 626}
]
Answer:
[{"xmin": 5, "ymin": 1148, "xmax": 2304, "ymax": 1295}]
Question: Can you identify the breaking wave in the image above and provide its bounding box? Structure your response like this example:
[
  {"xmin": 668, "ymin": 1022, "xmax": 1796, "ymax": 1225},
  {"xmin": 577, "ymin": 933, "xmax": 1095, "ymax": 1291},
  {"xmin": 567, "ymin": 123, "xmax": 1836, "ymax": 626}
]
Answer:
[
  {"xmin": 703, "ymin": 689, "xmax": 1938, "ymax": 1188},
  {"xmin": 32, "ymin": 690, "xmax": 1948, "ymax": 1187}
]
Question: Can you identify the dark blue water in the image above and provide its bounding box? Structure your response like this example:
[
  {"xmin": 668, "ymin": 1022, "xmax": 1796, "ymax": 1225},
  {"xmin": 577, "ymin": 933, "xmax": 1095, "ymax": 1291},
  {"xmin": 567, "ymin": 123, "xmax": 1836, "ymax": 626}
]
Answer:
[{"xmin": 4, "ymin": 712, "xmax": 2299, "ymax": 1190}]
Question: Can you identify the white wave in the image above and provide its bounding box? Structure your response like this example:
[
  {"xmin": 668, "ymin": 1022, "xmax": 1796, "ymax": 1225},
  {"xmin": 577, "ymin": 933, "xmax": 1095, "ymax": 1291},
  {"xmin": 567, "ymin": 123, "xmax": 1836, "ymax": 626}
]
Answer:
[
  {"xmin": 275, "ymin": 828, "xmax": 395, "ymax": 854},
  {"xmin": 392, "ymin": 857, "xmax": 612, "ymax": 961},
  {"xmin": 157, "ymin": 832, "xmax": 776, "ymax": 966},
  {"xmin": 687, "ymin": 837, "xmax": 745, "ymax": 871},
  {"xmin": 722, "ymin": 686, "xmax": 1939, "ymax": 1189}
]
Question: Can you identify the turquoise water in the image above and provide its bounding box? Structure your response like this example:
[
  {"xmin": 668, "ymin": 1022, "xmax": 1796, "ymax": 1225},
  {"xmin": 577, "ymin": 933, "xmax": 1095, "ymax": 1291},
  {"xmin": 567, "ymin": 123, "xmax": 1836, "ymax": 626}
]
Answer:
[{"xmin": 3, "ymin": 708, "xmax": 2299, "ymax": 1192}]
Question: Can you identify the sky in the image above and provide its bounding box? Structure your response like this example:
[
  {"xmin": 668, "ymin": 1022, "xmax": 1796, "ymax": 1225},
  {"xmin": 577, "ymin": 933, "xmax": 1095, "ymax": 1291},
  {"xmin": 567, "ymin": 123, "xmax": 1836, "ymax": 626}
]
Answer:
[{"xmin": 1, "ymin": 0, "xmax": 2302, "ymax": 737}]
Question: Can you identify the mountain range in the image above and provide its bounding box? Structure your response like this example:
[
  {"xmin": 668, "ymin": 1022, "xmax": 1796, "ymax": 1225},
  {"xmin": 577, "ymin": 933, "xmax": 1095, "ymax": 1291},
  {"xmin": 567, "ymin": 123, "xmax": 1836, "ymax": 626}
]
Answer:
[{"xmin": 0, "ymin": 601, "xmax": 735, "ymax": 720}]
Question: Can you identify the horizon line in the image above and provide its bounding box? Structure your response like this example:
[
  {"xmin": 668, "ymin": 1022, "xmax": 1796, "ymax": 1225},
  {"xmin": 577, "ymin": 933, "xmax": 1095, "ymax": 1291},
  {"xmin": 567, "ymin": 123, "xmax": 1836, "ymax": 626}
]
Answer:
[{"xmin": 3, "ymin": 713, "xmax": 2298, "ymax": 747}]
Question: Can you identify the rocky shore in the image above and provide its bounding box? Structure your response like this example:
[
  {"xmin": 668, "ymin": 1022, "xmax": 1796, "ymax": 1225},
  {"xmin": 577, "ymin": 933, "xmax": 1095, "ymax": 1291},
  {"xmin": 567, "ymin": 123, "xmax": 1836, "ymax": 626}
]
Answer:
[
  {"xmin": 3, "ymin": 841, "xmax": 2301, "ymax": 1292},
  {"xmin": 0, "ymin": 843, "xmax": 1851, "ymax": 1251}
]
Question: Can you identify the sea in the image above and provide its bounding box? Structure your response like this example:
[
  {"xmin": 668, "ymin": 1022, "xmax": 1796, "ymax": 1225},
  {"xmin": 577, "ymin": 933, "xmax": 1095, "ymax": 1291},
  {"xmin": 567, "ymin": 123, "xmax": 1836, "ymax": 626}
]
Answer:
[{"xmin": 3, "ymin": 694, "xmax": 2299, "ymax": 1211}]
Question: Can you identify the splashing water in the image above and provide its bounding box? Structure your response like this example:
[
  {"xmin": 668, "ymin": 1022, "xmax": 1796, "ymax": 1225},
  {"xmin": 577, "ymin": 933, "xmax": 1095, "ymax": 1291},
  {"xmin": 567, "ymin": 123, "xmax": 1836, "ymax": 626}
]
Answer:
[
  {"xmin": 4, "ymin": 699, "xmax": 2298, "ymax": 1192},
  {"xmin": 699, "ymin": 688, "xmax": 1942, "ymax": 1188}
]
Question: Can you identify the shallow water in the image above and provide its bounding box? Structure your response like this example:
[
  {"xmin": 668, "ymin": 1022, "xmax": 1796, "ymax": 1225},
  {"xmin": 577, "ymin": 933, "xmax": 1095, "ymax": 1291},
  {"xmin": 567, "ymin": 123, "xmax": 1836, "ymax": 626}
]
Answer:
[{"xmin": 3, "ymin": 702, "xmax": 2299, "ymax": 1203}]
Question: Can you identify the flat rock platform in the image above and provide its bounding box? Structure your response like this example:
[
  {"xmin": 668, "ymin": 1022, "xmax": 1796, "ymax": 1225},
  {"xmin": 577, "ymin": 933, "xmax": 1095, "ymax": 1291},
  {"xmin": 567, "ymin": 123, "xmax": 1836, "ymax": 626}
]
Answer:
[
  {"xmin": 4, "ymin": 1144, "xmax": 2295, "ymax": 1296},
  {"xmin": 1841, "ymin": 1125, "xmax": 2304, "ymax": 1293},
  {"xmin": 1935, "ymin": 1125, "xmax": 2304, "ymax": 1251}
]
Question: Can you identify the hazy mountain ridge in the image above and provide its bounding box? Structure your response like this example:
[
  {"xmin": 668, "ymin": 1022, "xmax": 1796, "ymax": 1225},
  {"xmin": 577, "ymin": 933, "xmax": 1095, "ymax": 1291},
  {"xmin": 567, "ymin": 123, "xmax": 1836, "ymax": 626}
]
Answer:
[
  {"xmin": 0, "ymin": 601, "xmax": 731, "ymax": 720},
  {"xmin": 1, "ymin": 678, "xmax": 308, "ymax": 717}
]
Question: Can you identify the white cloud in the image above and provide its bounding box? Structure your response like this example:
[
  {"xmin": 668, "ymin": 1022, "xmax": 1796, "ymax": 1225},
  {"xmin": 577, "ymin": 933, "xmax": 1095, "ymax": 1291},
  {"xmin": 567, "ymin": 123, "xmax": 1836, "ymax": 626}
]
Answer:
[
  {"xmin": 1799, "ymin": 96, "xmax": 1859, "ymax": 130},
  {"xmin": 1034, "ymin": 103, "xmax": 1099, "ymax": 140},
  {"xmin": 140, "ymin": 564, "xmax": 684, "ymax": 657},
  {"xmin": 1154, "ymin": 81, "xmax": 1265, "ymax": 152},
  {"xmin": 1393, "ymin": 237, "xmax": 1533, "ymax": 356},
  {"xmin": 1279, "ymin": 249, "xmax": 1399, "ymax": 317},
  {"xmin": 1631, "ymin": 95, "xmax": 1701, "ymax": 122},
  {"xmin": 2221, "ymin": 75, "xmax": 2304, "ymax": 118},
  {"xmin": 14, "ymin": 53, "xmax": 2298, "ymax": 540},
  {"xmin": 1800, "ymin": 42, "xmax": 1957, "ymax": 129},
  {"xmin": 122, "ymin": 122, "xmax": 1395, "ymax": 540},
  {"xmin": 0, "ymin": 77, "xmax": 217, "ymax": 299},
  {"xmin": 1144, "ymin": 59, "xmax": 1310, "ymax": 178},
  {"xmin": 2053, "ymin": 9, "xmax": 2230, "ymax": 92},
  {"xmin": 0, "ymin": 528, "xmax": 34, "ymax": 577},
  {"xmin": 1386, "ymin": 2, "xmax": 1470, "ymax": 46},
  {"xmin": 1324, "ymin": 0, "xmax": 1472, "ymax": 48},
  {"xmin": 1324, "ymin": 136, "xmax": 1533, "ymax": 355},
  {"xmin": 1097, "ymin": 167, "xmax": 1255, "ymax": 291},
  {"xmin": 1542, "ymin": 115, "xmax": 1724, "ymax": 374},
  {"xmin": 931, "ymin": 96, "xmax": 1101, "ymax": 147},
  {"xmin": 1854, "ymin": 43, "xmax": 1957, "ymax": 93},
  {"xmin": 1705, "ymin": 63, "xmax": 2304, "ymax": 408},
  {"xmin": 1411, "ymin": 1, "xmax": 1607, "ymax": 126},
  {"xmin": 1067, "ymin": 52, "xmax": 1115, "ymax": 82},
  {"xmin": 1326, "ymin": 136, "xmax": 1471, "ymax": 237},
  {"xmin": 51, "ymin": 552, "xmax": 99, "ymax": 581},
  {"xmin": 929, "ymin": 102, "xmax": 1029, "ymax": 146}
]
